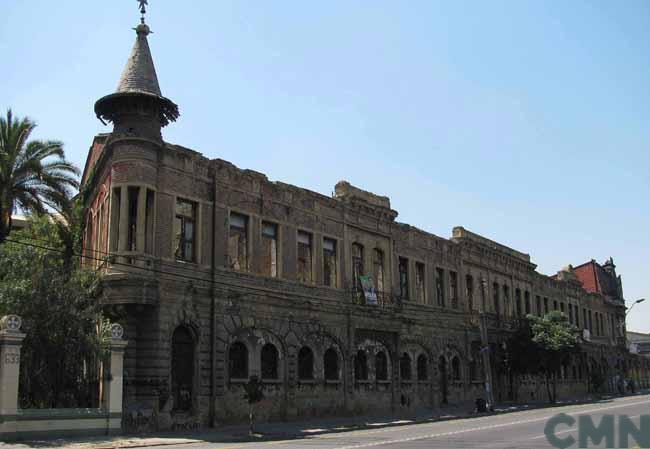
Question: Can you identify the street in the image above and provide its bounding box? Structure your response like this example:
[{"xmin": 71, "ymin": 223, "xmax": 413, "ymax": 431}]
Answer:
[{"xmin": 147, "ymin": 395, "xmax": 649, "ymax": 449}]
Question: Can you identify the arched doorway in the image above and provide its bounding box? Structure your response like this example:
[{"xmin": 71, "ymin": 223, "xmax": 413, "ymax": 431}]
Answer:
[
  {"xmin": 171, "ymin": 326, "xmax": 194, "ymax": 411},
  {"xmin": 438, "ymin": 356, "xmax": 448, "ymax": 404}
]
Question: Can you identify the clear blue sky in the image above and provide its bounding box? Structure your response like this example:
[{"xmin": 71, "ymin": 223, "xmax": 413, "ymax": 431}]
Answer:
[{"xmin": 2, "ymin": 1, "xmax": 649, "ymax": 331}]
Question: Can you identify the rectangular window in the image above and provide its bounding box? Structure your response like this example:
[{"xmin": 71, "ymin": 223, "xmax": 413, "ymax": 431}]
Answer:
[
  {"xmin": 503, "ymin": 285, "xmax": 510, "ymax": 316},
  {"xmin": 174, "ymin": 198, "xmax": 196, "ymax": 262},
  {"xmin": 228, "ymin": 213, "xmax": 248, "ymax": 271},
  {"xmin": 544, "ymin": 297, "xmax": 549, "ymax": 315},
  {"xmin": 515, "ymin": 288, "xmax": 522, "ymax": 317},
  {"xmin": 588, "ymin": 310, "xmax": 593, "ymax": 333},
  {"xmin": 127, "ymin": 186, "xmax": 139, "ymax": 251},
  {"xmin": 583, "ymin": 309, "xmax": 588, "ymax": 330},
  {"xmin": 536, "ymin": 296, "xmax": 541, "ymax": 317},
  {"xmin": 323, "ymin": 238, "xmax": 337, "ymax": 287},
  {"xmin": 524, "ymin": 291, "xmax": 531, "ymax": 315},
  {"xmin": 493, "ymin": 282, "xmax": 500, "ymax": 317},
  {"xmin": 415, "ymin": 262, "xmax": 425, "ymax": 303},
  {"xmin": 560, "ymin": 302, "xmax": 565, "ymax": 314},
  {"xmin": 145, "ymin": 189, "xmax": 155, "ymax": 254},
  {"xmin": 436, "ymin": 268, "xmax": 445, "ymax": 307},
  {"xmin": 399, "ymin": 257, "xmax": 409, "ymax": 300},
  {"xmin": 261, "ymin": 222, "xmax": 278, "ymax": 277},
  {"xmin": 450, "ymin": 271, "xmax": 458, "ymax": 309},
  {"xmin": 466, "ymin": 275, "xmax": 474, "ymax": 311},
  {"xmin": 568, "ymin": 304, "xmax": 574, "ymax": 324},
  {"xmin": 553, "ymin": 300, "xmax": 558, "ymax": 311},
  {"xmin": 575, "ymin": 305, "xmax": 580, "ymax": 327},
  {"xmin": 373, "ymin": 249, "xmax": 385, "ymax": 293},
  {"xmin": 297, "ymin": 231, "xmax": 313, "ymax": 283}
]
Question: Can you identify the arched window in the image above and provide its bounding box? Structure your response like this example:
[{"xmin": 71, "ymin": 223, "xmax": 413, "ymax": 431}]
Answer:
[
  {"xmin": 261, "ymin": 343, "xmax": 279, "ymax": 380},
  {"xmin": 373, "ymin": 249, "xmax": 385, "ymax": 293},
  {"xmin": 400, "ymin": 353, "xmax": 412, "ymax": 380},
  {"xmin": 375, "ymin": 351, "xmax": 388, "ymax": 381},
  {"xmin": 171, "ymin": 326, "xmax": 194, "ymax": 411},
  {"xmin": 352, "ymin": 243, "xmax": 364, "ymax": 290},
  {"xmin": 417, "ymin": 354, "xmax": 428, "ymax": 381},
  {"xmin": 438, "ymin": 356, "xmax": 448, "ymax": 404},
  {"xmin": 229, "ymin": 342, "xmax": 248, "ymax": 379},
  {"xmin": 298, "ymin": 346, "xmax": 314, "ymax": 380},
  {"xmin": 451, "ymin": 356, "xmax": 461, "ymax": 380},
  {"xmin": 355, "ymin": 350, "xmax": 368, "ymax": 381},
  {"xmin": 324, "ymin": 348, "xmax": 339, "ymax": 380}
]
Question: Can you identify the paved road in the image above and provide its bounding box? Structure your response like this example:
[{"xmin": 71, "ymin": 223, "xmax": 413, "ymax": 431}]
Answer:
[{"xmin": 180, "ymin": 395, "xmax": 650, "ymax": 449}]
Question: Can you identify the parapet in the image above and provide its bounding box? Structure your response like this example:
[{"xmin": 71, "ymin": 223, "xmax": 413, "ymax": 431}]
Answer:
[{"xmin": 334, "ymin": 181, "xmax": 391, "ymax": 209}]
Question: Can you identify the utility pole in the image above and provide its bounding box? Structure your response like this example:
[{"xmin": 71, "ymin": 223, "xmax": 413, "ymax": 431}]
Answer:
[{"xmin": 479, "ymin": 277, "xmax": 495, "ymax": 411}]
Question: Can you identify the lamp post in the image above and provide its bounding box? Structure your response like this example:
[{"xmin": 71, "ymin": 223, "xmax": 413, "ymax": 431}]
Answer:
[
  {"xmin": 625, "ymin": 298, "xmax": 645, "ymax": 317},
  {"xmin": 622, "ymin": 298, "xmax": 646, "ymax": 350}
]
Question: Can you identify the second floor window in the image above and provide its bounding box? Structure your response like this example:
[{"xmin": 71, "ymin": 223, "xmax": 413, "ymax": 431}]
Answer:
[
  {"xmin": 352, "ymin": 243, "xmax": 364, "ymax": 290},
  {"xmin": 297, "ymin": 231, "xmax": 313, "ymax": 283},
  {"xmin": 174, "ymin": 198, "xmax": 196, "ymax": 262},
  {"xmin": 466, "ymin": 275, "xmax": 474, "ymax": 311},
  {"xmin": 399, "ymin": 257, "xmax": 409, "ymax": 300},
  {"xmin": 228, "ymin": 213, "xmax": 248, "ymax": 271},
  {"xmin": 450, "ymin": 271, "xmax": 458, "ymax": 309},
  {"xmin": 261, "ymin": 222, "xmax": 278, "ymax": 277},
  {"xmin": 373, "ymin": 249, "xmax": 385, "ymax": 293},
  {"xmin": 436, "ymin": 268, "xmax": 445, "ymax": 307},
  {"xmin": 415, "ymin": 262, "xmax": 425, "ymax": 303},
  {"xmin": 323, "ymin": 238, "xmax": 337, "ymax": 287}
]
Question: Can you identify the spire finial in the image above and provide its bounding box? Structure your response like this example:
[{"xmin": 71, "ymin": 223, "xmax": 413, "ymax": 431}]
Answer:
[{"xmin": 138, "ymin": 0, "xmax": 148, "ymax": 24}]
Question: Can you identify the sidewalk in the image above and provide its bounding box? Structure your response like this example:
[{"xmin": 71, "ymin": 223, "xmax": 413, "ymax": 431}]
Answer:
[{"xmin": 3, "ymin": 392, "xmax": 647, "ymax": 449}]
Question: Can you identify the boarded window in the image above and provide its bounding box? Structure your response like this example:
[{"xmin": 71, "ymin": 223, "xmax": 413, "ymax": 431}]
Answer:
[
  {"xmin": 324, "ymin": 348, "xmax": 339, "ymax": 380},
  {"xmin": 145, "ymin": 189, "xmax": 155, "ymax": 254},
  {"xmin": 174, "ymin": 199, "xmax": 196, "ymax": 262},
  {"xmin": 355, "ymin": 350, "xmax": 368, "ymax": 381},
  {"xmin": 400, "ymin": 353, "xmax": 412, "ymax": 380},
  {"xmin": 399, "ymin": 257, "xmax": 409, "ymax": 300},
  {"xmin": 493, "ymin": 283, "xmax": 500, "ymax": 317},
  {"xmin": 373, "ymin": 249, "xmax": 385, "ymax": 293},
  {"xmin": 297, "ymin": 231, "xmax": 313, "ymax": 283},
  {"xmin": 352, "ymin": 243, "xmax": 364, "ymax": 290},
  {"xmin": 171, "ymin": 326, "xmax": 194, "ymax": 411},
  {"xmin": 261, "ymin": 343, "xmax": 279, "ymax": 380},
  {"xmin": 229, "ymin": 342, "xmax": 248, "ymax": 379},
  {"xmin": 436, "ymin": 268, "xmax": 445, "ymax": 307},
  {"xmin": 450, "ymin": 271, "xmax": 458, "ymax": 309},
  {"xmin": 451, "ymin": 356, "xmax": 461, "ymax": 381},
  {"xmin": 298, "ymin": 347, "xmax": 314, "ymax": 380},
  {"xmin": 375, "ymin": 351, "xmax": 388, "ymax": 381},
  {"xmin": 417, "ymin": 354, "xmax": 428, "ymax": 381},
  {"xmin": 524, "ymin": 291, "xmax": 531, "ymax": 315},
  {"xmin": 415, "ymin": 262, "xmax": 425, "ymax": 303},
  {"xmin": 228, "ymin": 213, "xmax": 248, "ymax": 271},
  {"xmin": 261, "ymin": 222, "xmax": 278, "ymax": 277},
  {"xmin": 323, "ymin": 238, "xmax": 337, "ymax": 287},
  {"xmin": 466, "ymin": 275, "xmax": 474, "ymax": 311}
]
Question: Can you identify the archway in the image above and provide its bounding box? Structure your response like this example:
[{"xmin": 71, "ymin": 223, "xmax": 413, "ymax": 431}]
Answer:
[{"xmin": 171, "ymin": 326, "xmax": 194, "ymax": 411}]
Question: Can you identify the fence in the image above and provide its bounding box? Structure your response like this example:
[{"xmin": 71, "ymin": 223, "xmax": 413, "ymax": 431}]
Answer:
[{"xmin": 0, "ymin": 315, "xmax": 127, "ymax": 441}]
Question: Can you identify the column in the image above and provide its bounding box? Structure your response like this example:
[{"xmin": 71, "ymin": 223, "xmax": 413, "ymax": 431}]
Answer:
[
  {"xmin": 118, "ymin": 186, "xmax": 129, "ymax": 252},
  {"xmin": 0, "ymin": 315, "xmax": 26, "ymax": 416},
  {"xmin": 136, "ymin": 187, "xmax": 147, "ymax": 256},
  {"xmin": 104, "ymin": 323, "xmax": 128, "ymax": 435}
]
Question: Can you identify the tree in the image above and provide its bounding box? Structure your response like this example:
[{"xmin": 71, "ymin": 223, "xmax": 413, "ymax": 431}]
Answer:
[
  {"xmin": 0, "ymin": 109, "xmax": 79, "ymax": 244},
  {"xmin": 242, "ymin": 375, "xmax": 265, "ymax": 436},
  {"xmin": 507, "ymin": 312, "xmax": 579, "ymax": 403},
  {"xmin": 0, "ymin": 215, "xmax": 108, "ymax": 408}
]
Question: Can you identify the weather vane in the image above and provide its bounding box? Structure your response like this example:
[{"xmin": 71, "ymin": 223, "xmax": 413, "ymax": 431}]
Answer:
[{"xmin": 138, "ymin": 0, "xmax": 148, "ymax": 22}]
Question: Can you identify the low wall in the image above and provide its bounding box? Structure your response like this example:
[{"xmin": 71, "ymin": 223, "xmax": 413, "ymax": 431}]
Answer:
[{"xmin": 0, "ymin": 409, "xmax": 121, "ymax": 441}]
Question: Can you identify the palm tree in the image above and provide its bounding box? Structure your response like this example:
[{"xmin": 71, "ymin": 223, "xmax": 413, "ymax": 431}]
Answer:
[{"xmin": 0, "ymin": 109, "xmax": 79, "ymax": 244}]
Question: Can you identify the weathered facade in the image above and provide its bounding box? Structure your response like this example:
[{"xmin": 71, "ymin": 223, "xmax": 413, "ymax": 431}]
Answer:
[{"xmin": 81, "ymin": 14, "xmax": 650, "ymax": 429}]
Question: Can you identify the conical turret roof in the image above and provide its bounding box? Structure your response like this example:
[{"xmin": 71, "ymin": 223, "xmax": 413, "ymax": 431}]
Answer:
[
  {"xmin": 95, "ymin": 20, "xmax": 179, "ymax": 128},
  {"xmin": 116, "ymin": 23, "xmax": 162, "ymax": 96}
]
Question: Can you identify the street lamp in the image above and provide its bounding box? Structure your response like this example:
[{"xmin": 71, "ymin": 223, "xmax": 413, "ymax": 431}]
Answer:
[{"xmin": 626, "ymin": 298, "xmax": 646, "ymax": 317}]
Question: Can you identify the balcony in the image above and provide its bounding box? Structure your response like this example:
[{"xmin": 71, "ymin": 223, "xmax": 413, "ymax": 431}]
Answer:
[{"xmin": 349, "ymin": 289, "xmax": 401, "ymax": 308}]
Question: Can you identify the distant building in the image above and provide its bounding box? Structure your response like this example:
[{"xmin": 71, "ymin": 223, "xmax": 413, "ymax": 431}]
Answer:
[{"xmin": 628, "ymin": 332, "xmax": 650, "ymax": 357}]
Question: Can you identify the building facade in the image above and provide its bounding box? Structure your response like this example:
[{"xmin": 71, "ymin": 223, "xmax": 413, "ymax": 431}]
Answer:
[{"xmin": 81, "ymin": 14, "xmax": 649, "ymax": 429}]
